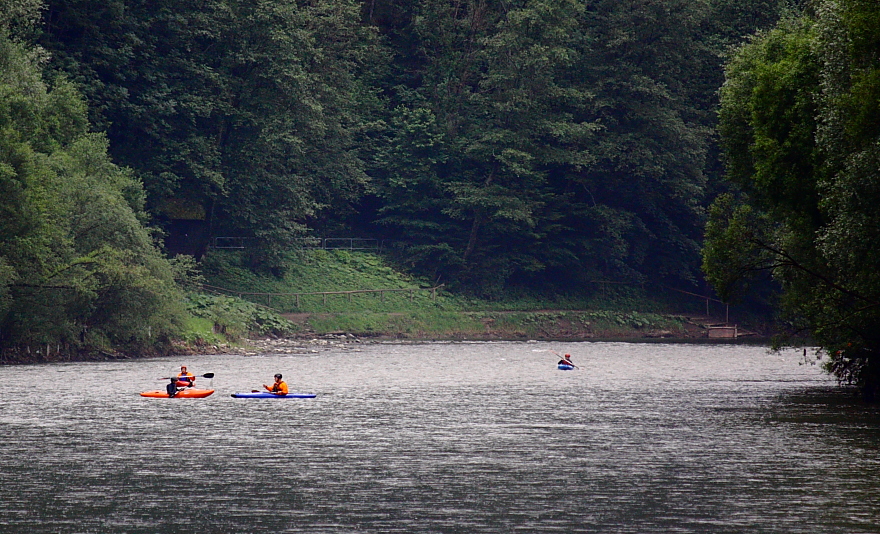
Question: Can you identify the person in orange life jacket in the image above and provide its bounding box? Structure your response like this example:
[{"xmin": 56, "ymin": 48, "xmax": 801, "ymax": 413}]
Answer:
[
  {"xmin": 558, "ymin": 353, "xmax": 574, "ymax": 366},
  {"xmin": 177, "ymin": 365, "xmax": 195, "ymax": 387},
  {"xmin": 166, "ymin": 377, "xmax": 180, "ymax": 397},
  {"xmin": 263, "ymin": 374, "xmax": 288, "ymax": 395}
]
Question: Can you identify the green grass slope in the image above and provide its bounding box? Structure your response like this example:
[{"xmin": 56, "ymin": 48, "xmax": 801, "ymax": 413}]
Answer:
[{"xmin": 192, "ymin": 249, "xmax": 707, "ymax": 340}]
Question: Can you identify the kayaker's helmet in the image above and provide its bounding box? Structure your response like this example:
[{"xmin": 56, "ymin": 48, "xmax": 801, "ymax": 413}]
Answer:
[
  {"xmin": 275, "ymin": 373, "xmax": 282, "ymax": 379},
  {"xmin": 565, "ymin": 354, "xmax": 571, "ymax": 358}
]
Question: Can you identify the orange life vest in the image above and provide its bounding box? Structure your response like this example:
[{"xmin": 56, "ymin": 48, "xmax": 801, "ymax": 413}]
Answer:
[
  {"xmin": 177, "ymin": 372, "xmax": 195, "ymax": 386},
  {"xmin": 267, "ymin": 381, "xmax": 289, "ymax": 395}
]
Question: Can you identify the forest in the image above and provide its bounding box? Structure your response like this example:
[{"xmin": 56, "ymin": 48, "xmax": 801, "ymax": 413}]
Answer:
[{"xmin": 2, "ymin": 0, "xmax": 880, "ymax": 395}]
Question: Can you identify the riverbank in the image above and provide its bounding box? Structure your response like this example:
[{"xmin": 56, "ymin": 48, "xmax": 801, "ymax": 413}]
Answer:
[
  {"xmin": 1, "ymin": 248, "xmax": 769, "ymax": 365},
  {"xmin": 0, "ymin": 309, "xmax": 767, "ymax": 364},
  {"xmin": 200, "ymin": 249, "xmax": 766, "ymax": 344},
  {"xmin": 191, "ymin": 309, "xmax": 767, "ymax": 357},
  {"xmin": 276, "ymin": 309, "xmax": 763, "ymax": 341}
]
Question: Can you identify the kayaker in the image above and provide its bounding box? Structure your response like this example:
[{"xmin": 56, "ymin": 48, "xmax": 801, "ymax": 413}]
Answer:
[
  {"xmin": 177, "ymin": 365, "xmax": 195, "ymax": 387},
  {"xmin": 166, "ymin": 377, "xmax": 179, "ymax": 398},
  {"xmin": 263, "ymin": 373, "xmax": 289, "ymax": 395},
  {"xmin": 558, "ymin": 354, "xmax": 574, "ymax": 366}
]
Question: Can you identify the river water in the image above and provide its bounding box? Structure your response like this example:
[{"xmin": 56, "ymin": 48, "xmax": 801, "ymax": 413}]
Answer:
[{"xmin": 1, "ymin": 341, "xmax": 879, "ymax": 533}]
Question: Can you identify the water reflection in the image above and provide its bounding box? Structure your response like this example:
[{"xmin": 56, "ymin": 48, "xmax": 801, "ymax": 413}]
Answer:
[{"xmin": 0, "ymin": 342, "xmax": 878, "ymax": 533}]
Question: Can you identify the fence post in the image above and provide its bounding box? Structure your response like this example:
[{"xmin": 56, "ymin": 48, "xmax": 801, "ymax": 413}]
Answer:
[{"xmin": 295, "ymin": 294, "xmax": 300, "ymax": 308}]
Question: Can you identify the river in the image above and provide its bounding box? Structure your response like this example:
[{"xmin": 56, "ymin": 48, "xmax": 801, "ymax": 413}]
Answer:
[{"xmin": 1, "ymin": 341, "xmax": 878, "ymax": 533}]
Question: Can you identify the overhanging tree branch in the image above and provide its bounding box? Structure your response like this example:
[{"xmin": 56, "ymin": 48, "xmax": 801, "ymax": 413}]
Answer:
[{"xmin": 753, "ymin": 236, "xmax": 880, "ymax": 307}]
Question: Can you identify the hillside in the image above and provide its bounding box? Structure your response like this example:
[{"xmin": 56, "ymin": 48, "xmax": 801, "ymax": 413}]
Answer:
[{"xmin": 196, "ymin": 249, "xmax": 755, "ymax": 343}]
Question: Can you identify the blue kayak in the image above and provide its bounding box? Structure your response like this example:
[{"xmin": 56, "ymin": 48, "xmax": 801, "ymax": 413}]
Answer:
[
  {"xmin": 558, "ymin": 364, "xmax": 574, "ymax": 370},
  {"xmin": 231, "ymin": 392, "xmax": 317, "ymax": 399}
]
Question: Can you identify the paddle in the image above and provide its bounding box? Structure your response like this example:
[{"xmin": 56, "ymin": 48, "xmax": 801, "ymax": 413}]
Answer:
[
  {"xmin": 550, "ymin": 350, "xmax": 580, "ymax": 369},
  {"xmin": 158, "ymin": 372, "xmax": 214, "ymax": 380},
  {"xmin": 530, "ymin": 348, "xmax": 580, "ymax": 368}
]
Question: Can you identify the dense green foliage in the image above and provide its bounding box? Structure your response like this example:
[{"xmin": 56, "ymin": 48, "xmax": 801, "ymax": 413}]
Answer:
[
  {"xmin": 40, "ymin": 0, "xmax": 385, "ymax": 266},
  {"xmin": 185, "ymin": 293, "xmax": 296, "ymax": 339},
  {"xmin": 34, "ymin": 0, "xmax": 785, "ymax": 293},
  {"xmin": 368, "ymin": 0, "xmax": 784, "ymax": 295},
  {"xmin": 1, "ymin": 0, "xmax": 795, "ymax": 357},
  {"xmin": 0, "ymin": 19, "xmax": 186, "ymax": 355},
  {"xmin": 705, "ymin": 0, "xmax": 880, "ymax": 397},
  {"xmin": 200, "ymin": 249, "xmax": 688, "ymax": 339}
]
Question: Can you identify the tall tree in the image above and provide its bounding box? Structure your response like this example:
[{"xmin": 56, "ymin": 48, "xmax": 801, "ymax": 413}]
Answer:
[
  {"xmin": 373, "ymin": 0, "xmax": 601, "ymax": 294},
  {"xmin": 40, "ymin": 0, "xmax": 386, "ymax": 268},
  {"xmin": 0, "ymin": 26, "xmax": 185, "ymax": 354},
  {"xmin": 369, "ymin": 0, "xmax": 780, "ymax": 294},
  {"xmin": 705, "ymin": 0, "xmax": 880, "ymax": 398},
  {"xmin": 556, "ymin": 0, "xmax": 712, "ymax": 284}
]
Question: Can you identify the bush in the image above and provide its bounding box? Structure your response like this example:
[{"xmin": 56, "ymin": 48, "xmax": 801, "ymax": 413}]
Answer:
[{"xmin": 185, "ymin": 293, "xmax": 297, "ymax": 339}]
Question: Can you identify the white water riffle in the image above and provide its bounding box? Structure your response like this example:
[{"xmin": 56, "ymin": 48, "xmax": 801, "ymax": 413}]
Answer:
[{"xmin": 1, "ymin": 341, "xmax": 877, "ymax": 533}]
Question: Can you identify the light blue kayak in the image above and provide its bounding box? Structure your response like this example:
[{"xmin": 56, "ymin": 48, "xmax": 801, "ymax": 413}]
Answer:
[
  {"xmin": 558, "ymin": 364, "xmax": 574, "ymax": 370},
  {"xmin": 231, "ymin": 392, "xmax": 317, "ymax": 399}
]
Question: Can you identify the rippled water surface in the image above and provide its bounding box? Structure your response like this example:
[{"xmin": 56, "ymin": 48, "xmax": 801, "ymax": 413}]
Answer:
[{"xmin": 2, "ymin": 341, "xmax": 880, "ymax": 533}]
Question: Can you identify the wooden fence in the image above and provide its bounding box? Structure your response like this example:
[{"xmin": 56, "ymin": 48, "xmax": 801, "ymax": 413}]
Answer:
[
  {"xmin": 201, "ymin": 284, "xmax": 443, "ymax": 310},
  {"xmin": 591, "ymin": 280, "xmax": 730, "ymax": 323}
]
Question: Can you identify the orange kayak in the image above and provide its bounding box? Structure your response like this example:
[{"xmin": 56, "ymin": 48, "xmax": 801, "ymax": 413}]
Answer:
[{"xmin": 140, "ymin": 388, "xmax": 215, "ymax": 398}]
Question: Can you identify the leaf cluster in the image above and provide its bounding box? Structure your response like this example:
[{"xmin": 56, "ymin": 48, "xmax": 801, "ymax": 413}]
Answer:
[
  {"xmin": 368, "ymin": 0, "xmax": 786, "ymax": 295},
  {"xmin": 185, "ymin": 293, "xmax": 296, "ymax": 338},
  {"xmin": 0, "ymin": 30, "xmax": 186, "ymax": 355},
  {"xmin": 708, "ymin": 0, "xmax": 880, "ymax": 397}
]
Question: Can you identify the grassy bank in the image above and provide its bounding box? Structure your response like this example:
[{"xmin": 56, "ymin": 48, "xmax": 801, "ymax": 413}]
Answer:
[
  {"xmin": 0, "ymin": 250, "xmax": 750, "ymax": 365},
  {"xmin": 291, "ymin": 309, "xmax": 691, "ymax": 340},
  {"xmin": 186, "ymin": 249, "xmax": 719, "ymax": 343}
]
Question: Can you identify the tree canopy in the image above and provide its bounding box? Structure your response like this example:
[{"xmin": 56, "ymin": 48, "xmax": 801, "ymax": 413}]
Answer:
[
  {"xmin": 366, "ymin": 0, "xmax": 785, "ymax": 295},
  {"xmin": 31, "ymin": 0, "xmax": 787, "ymax": 294},
  {"xmin": 705, "ymin": 0, "xmax": 880, "ymax": 397},
  {"xmin": 0, "ymin": 23, "xmax": 186, "ymax": 355},
  {"xmin": 0, "ymin": 0, "xmax": 799, "ymax": 357},
  {"xmin": 40, "ymin": 0, "xmax": 385, "ymax": 267}
]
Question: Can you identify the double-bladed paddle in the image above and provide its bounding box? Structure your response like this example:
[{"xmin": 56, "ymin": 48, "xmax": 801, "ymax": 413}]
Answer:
[
  {"xmin": 548, "ymin": 350, "xmax": 580, "ymax": 368},
  {"xmin": 158, "ymin": 372, "xmax": 215, "ymax": 380},
  {"xmin": 534, "ymin": 349, "xmax": 580, "ymax": 369}
]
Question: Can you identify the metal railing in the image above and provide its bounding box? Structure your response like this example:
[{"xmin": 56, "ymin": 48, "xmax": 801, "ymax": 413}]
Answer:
[
  {"xmin": 213, "ymin": 236, "xmax": 250, "ymax": 249},
  {"xmin": 212, "ymin": 237, "xmax": 383, "ymax": 251},
  {"xmin": 296, "ymin": 238, "xmax": 382, "ymax": 251}
]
